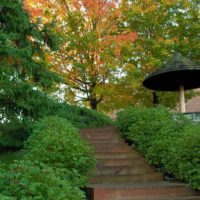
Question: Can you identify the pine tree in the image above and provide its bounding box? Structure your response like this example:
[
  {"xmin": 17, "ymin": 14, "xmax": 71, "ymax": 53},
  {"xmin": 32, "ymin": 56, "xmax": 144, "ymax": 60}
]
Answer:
[{"xmin": 0, "ymin": 0, "xmax": 60, "ymax": 123}]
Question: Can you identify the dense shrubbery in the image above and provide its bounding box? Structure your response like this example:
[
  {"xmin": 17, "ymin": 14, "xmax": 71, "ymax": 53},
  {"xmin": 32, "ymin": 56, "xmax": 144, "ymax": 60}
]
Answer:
[
  {"xmin": 24, "ymin": 116, "xmax": 96, "ymax": 186},
  {"xmin": 48, "ymin": 102, "xmax": 113, "ymax": 129},
  {"xmin": 0, "ymin": 160, "xmax": 84, "ymax": 200},
  {"xmin": 174, "ymin": 125, "xmax": 200, "ymax": 190},
  {"xmin": 0, "ymin": 116, "xmax": 96, "ymax": 198},
  {"xmin": 0, "ymin": 97, "xmax": 113, "ymax": 149},
  {"xmin": 116, "ymin": 107, "xmax": 200, "ymax": 190}
]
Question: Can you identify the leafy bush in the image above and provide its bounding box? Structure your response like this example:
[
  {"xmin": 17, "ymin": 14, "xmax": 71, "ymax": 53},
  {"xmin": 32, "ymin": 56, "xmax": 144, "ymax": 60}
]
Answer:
[
  {"xmin": 0, "ymin": 96, "xmax": 113, "ymax": 149},
  {"xmin": 0, "ymin": 160, "xmax": 84, "ymax": 200},
  {"xmin": 173, "ymin": 125, "xmax": 200, "ymax": 190},
  {"xmin": 48, "ymin": 102, "xmax": 113, "ymax": 129},
  {"xmin": 24, "ymin": 116, "xmax": 96, "ymax": 186},
  {"xmin": 116, "ymin": 107, "xmax": 200, "ymax": 190}
]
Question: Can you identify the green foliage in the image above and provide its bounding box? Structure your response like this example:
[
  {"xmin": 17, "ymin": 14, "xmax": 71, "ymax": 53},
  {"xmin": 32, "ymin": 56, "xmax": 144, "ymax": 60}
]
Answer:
[
  {"xmin": 0, "ymin": 90, "xmax": 112, "ymax": 149},
  {"xmin": 48, "ymin": 103, "xmax": 113, "ymax": 129},
  {"xmin": 116, "ymin": 107, "xmax": 200, "ymax": 190},
  {"xmin": 0, "ymin": 160, "xmax": 84, "ymax": 200},
  {"xmin": 0, "ymin": 150, "xmax": 26, "ymax": 168},
  {"xmin": 116, "ymin": 107, "xmax": 189, "ymax": 167},
  {"xmin": 173, "ymin": 125, "xmax": 200, "ymax": 190},
  {"xmin": 0, "ymin": 0, "xmax": 61, "ymax": 123},
  {"xmin": 24, "ymin": 116, "xmax": 96, "ymax": 186},
  {"xmin": 122, "ymin": 0, "xmax": 200, "ymax": 108},
  {"xmin": 0, "ymin": 121, "xmax": 27, "ymax": 149}
]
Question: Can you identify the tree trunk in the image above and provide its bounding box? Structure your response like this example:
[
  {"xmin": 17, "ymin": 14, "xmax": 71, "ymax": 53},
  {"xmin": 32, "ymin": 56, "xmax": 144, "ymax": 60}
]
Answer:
[{"xmin": 90, "ymin": 98, "xmax": 98, "ymax": 110}]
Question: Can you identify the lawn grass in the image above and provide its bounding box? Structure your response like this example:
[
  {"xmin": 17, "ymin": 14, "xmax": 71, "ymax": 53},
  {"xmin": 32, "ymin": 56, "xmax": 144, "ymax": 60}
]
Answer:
[{"xmin": 0, "ymin": 149, "xmax": 26, "ymax": 167}]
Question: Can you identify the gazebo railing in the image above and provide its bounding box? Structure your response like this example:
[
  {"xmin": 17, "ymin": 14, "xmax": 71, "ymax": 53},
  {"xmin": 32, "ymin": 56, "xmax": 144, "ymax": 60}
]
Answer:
[{"xmin": 183, "ymin": 112, "xmax": 200, "ymax": 122}]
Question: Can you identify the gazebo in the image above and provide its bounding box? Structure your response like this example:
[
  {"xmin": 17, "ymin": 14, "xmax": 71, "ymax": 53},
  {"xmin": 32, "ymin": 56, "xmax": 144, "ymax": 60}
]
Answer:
[{"xmin": 143, "ymin": 53, "xmax": 200, "ymax": 113}]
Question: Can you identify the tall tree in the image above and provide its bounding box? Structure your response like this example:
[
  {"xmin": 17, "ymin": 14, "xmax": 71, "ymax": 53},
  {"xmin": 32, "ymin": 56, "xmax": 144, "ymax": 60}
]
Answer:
[
  {"xmin": 122, "ymin": 0, "xmax": 200, "ymax": 108},
  {"xmin": 0, "ymin": 0, "xmax": 60, "ymax": 122},
  {"xmin": 28, "ymin": 0, "xmax": 137, "ymax": 111}
]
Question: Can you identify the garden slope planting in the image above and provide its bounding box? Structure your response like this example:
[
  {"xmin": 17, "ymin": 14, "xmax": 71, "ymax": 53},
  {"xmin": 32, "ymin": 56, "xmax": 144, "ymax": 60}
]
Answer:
[{"xmin": 81, "ymin": 126, "xmax": 200, "ymax": 200}]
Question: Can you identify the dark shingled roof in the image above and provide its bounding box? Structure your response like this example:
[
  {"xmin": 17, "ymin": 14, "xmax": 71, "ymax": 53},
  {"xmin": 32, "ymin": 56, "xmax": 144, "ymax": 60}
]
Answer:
[{"xmin": 143, "ymin": 53, "xmax": 200, "ymax": 91}]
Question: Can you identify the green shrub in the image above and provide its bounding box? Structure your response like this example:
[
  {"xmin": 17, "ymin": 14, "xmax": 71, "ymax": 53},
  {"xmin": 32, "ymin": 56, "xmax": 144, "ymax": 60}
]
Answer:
[
  {"xmin": 0, "ymin": 160, "xmax": 84, "ymax": 200},
  {"xmin": 0, "ymin": 98, "xmax": 113, "ymax": 149},
  {"xmin": 127, "ymin": 108, "xmax": 188, "ymax": 167},
  {"xmin": 116, "ymin": 107, "xmax": 200, "ymax": 190},
  {"xmin": 48, "ymin": 103, "xmax": 113, "ymax": 128},
  {"xmin": 116, "ymin": 107, "xmax": 189, "ymax": 167},
  {"xmin": 24, "ymin": 116, "xmax": 96, "ymax": 186},
  {"xmin": 174, "ymin": 125, "xmax": 200, "ymax": 190}
]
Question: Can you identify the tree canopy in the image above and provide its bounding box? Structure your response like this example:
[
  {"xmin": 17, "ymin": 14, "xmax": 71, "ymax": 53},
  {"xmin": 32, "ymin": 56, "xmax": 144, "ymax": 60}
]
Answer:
[
  {"xmin": 122, "ymin": 0, "xmax": 200, "ymax": 108},
  {"xmin": 26, "ymin": 0, "xmax": 138, "ymax": 111},
  {"xmin": 6, "ymin": 0, "xmax": 200, "ymax": 111}
]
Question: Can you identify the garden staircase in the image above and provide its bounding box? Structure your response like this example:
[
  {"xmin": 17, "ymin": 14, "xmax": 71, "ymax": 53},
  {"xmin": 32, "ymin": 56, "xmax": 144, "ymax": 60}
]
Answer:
[{"xmin": 80, "ymin": 126, "xmax": 200, "ymax": 200}]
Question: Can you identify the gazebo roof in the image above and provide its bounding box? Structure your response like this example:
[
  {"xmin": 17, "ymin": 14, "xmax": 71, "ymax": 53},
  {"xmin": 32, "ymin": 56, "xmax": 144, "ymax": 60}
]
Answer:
[{"xmin": 143, "ymin": 54, "xmax": 200, "ymax": 91}]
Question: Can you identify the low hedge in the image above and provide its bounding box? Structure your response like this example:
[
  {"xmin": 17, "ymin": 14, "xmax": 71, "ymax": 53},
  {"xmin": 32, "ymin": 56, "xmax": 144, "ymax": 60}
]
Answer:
[
  {"xmin": 0, "ymin": 116, "xmax": 96, "ymax": 198},
  {"xmin": 116, "ymin": 106, "xmax": 200, "ymax": 190},
  {"xmin": 48, "ymin": 102, "xmax": 113, "ymax": 129},
  {"xmin": 0, "ymin": 160, "xmax": 84, "ymax": 200},
  {"xmin": 0, "ymin": 98, "xmax": 113, "ymax": 149},
  {"xmin": 24, "ymin": 116, "xmax": 96, "ymax": 187},
  {"xmin": 174, "ymin": 125, "xmax": 200, "ymax": 190}
]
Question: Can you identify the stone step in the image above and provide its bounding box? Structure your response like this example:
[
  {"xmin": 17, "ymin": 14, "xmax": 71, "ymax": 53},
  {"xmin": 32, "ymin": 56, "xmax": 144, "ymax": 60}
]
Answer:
[
  {"xmin": 90, "ymin": 143, "xmax": 130, "ymax": 149},
  {"xmin": 96, "ymin": 157, "xmax": 150, "ymax": 168},
  {"xmin": 90, "ymin": 173, "xmax": 162, "ymax": 184},
  {"xmin": 80, "ymin": 126, "xmax": 118, "ymax": 134},
  {"xmin": 95, "ymin": 166, "xmax": 158, "ymax": 176},
  {"xmin": 87, "ymin": 182, "xmax": 200, "ymax": 200},
  {"xmin": 86, "ymin": 137, "xmax": 123, "ymax": 143},
  {"xmin": 81, "ymin": 133, "xmax": 118, "ymax": 140},
  {"xmin": 95, "ymin": 152, "xmax": 141, "ymax": 159},
  {"xmin": 82, "ymin": 126, "xmax": 200, "ymax": 200},
  {"xmin": 94, "ymin": 145, "xmax": 132, "ymax": 153},
  {"xmin": 119, "ymin": 196, "xmax": 200, "ymax": 200}
]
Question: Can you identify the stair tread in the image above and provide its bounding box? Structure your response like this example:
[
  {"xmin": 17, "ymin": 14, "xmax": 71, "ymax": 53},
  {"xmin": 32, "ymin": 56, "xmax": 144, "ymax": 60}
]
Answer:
[
  {"xmin": 119, "ymin": 197, "xmax": 200, "ymax": 200},
  {"xmin": 88, "ymin": 182, "xmax": 188, "ymax": 189}
]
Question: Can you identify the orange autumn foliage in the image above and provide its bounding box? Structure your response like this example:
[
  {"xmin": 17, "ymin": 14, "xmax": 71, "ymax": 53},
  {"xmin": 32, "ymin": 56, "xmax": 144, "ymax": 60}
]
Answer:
[{"xmin": 25, "ymin": 0, "xmax": 138, "ymax": 110}]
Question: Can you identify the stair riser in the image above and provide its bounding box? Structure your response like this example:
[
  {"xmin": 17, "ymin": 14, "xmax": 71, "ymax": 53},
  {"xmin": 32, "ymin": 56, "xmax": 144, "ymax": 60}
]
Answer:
[
  {"xmin": 91, "ymin": 173, "xmax": 162, "ymax": 184},
  {"xmin": 95, "ymin": 151, "xmax": 142, "ymax": 159},
  {"xmin": 81, "ymin": 130, "xmax": 118, "ymax": 136},
  {"xmin": 86, "ymin": 138, "xmax": 123, "ymax": 143},
  {"xmin": 82, "ymin": 135, "xmax": 118, "ymax": 140},
  {"xmin": 95, "ymin": 167, "xmax": 157, "ymax": 176},
  {"xmin": 97, "ymin": 158, "xmax": 150, "ymax": 167},
  {"xmin": 91, "ymin": 143, "xmax": 129, "ymax": 148},
  {"xmin": 94, "ymin": 146, "xmax": 132, "ymax": 152},
  {"xmin": 80, "ymin": 127, "xmax": 118, "ymax": 133},
  {"xmin": 90, "ymin": 187, "xmax": 200, "ymax": 200},
  {"xmin": 124, "ymin": 197, "xmax": 200, "ymax": 200}
]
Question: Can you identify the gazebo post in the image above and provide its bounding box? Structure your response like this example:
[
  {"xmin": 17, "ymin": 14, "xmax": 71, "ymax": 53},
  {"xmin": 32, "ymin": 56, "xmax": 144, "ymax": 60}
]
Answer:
[{"xmin": 179, "ymin": 85, "xmax": 185, "ymax": 113}]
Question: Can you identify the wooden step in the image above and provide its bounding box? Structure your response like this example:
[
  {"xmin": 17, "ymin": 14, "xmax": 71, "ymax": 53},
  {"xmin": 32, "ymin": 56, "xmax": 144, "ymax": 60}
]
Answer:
[
  {"xmin": 91, "ymin": 173, "xmax": 162, "ymax": 184},
  {"xmin": 87, "ymin": 182, "xmax": 200, "ymax": 200}
]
